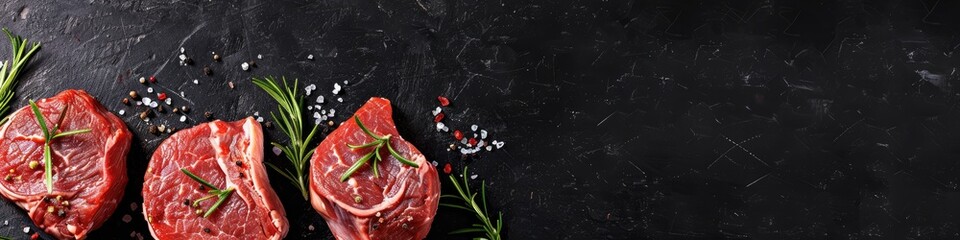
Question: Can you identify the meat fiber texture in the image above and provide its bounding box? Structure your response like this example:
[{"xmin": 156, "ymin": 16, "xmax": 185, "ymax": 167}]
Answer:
[
  {"xmin": 0, "ymin": 89, "xmax": 131, "ymax": 239},
  {"xmin": 310, "ymin": 97, "xmax": 440, "ymax": 240},
  {"xmin": 142, "ymin": 117, "xmax": 287, "ymax": 240}
]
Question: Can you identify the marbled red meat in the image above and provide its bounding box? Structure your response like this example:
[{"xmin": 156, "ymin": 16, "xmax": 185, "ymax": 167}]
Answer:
[
  {"xmin": 0, "ymin": 89, "xmax": 132, "ymax": 239},
  {"xmin": 142, "ymin": 117, "xmax": 287, "ymax": 240},
  {"xmin": 310, "ymin": 97, "xmax": 440, "ymax": 240}
]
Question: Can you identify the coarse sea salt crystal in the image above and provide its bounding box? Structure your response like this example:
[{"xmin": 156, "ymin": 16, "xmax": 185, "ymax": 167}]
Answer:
[
  {"xmin": 23, "ymin": 226, "xmax": 30, "ymax": 233},
  {"xmin": 432, "ymin": 161, "xmax": 438, "ymax": 166},
  {"xmin": 165, "ymin": 98, "xmax": 172, "ymax": 105},
  {"xmin": 272, "ymin": 146, "xmax": 282, "ymax": 156},
  {"xmin": 256, "ymin": 116, "xmax": 264, "ymax": 122},
  {"xmin": 178, "ymin": 54, "xmax": 186, "ymax": 61},
  {"xmin": 494, "ymin": 140, "xmax": 504, "ymax": 149},
  {"xmin": 314, "ymin": 105, "xmax": 322, "ymax": 110},
  {"xmin": 313, "ymin": 112, "xmax": 321, "ymax": 119},
  {"xmin": 307, "ymin": 54, "xmax": 314, "ymax": 60},
  {"xmin": 431, "ymin": 107, "xmax": 441, "ymax": 116},
  {"xmin": 142, "ymin": 97, "xmax": 152, "ymax": 105},
  {"xmin": 321, "ymin": 110, "xmax": 326, "ymax": 115},
  {"xmin": 257, "ymin": 54, "xmax": 263, "ymax": 59},
  {"xmin": 480, "ymin": 130, "xmax": 488, "ymax": 139},
  {"xmin": 343, "ymin": 80, "xmax": 349, "ymax": 85},
  {"xmin": 471, "ymin": 124, "xmax": 478, "ymax": 131},
  {"xmin": 241, "ymin": 62, "xmax": 250, "ymax": 71},
  {"xmin": 332, "ymin": 83, "xmax": 341, "ymax": 95},
  {"xmin": 193, "ymin": 79, "xmax": 199, "ymax": 85},
  {"xmin": 119, "ymin": 110, "xmax": 125, "ymax": 116},
  {"xmin": 122, "ymin": 214, "xmax": 132, "ymax": 223},
  {"xmin": 307, "ymin": 106, "xmax": 313, "ymax": 110},
  {"xmin": 470, "ymin": 174, "xmax": 478, "ymax": 180},
  {"xmin": 179, "ymin": 116, "xmax": 187, "ymax": 122},
  {"xmin": 149, "ymin": 102, "xmax": 159, "ymax": 108},
  {"xmin": 314, "ymin": 118, "xmax": 322, "ymax": 125},
  {"xmin": 435, "ymin": 122, "xmax": 445, "ymax": 132},
  {"xmin": 337, "ymin": 97, "xmax": 343, "ymax": 102},
  {"xmin": 180, "ymin": 47, "xmax": 185, "ymax": 53},
  {"xmin": 316, "ymin": 95, "xmax": 324, "ymax": 104},
  {"xmin": 486, "ymin": 146, "xmax": 493, "ymax": 151},
  {"xmin": 147, "ymin": 87, "xmax": 154, "ymax": 93},
  {"xmin": 136, "ymin": 101, "xmax": 143, "ymax": 106}
]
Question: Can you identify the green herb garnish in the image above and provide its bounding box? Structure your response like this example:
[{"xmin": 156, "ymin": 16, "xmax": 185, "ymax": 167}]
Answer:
[
  {"xmin": 440, "ymin": 167, "xmax": 503, "ymax": 240},
  {"xmin": 252, "ymin": 76, "xmax": 318, "ymax": 200},
  {"xmin": 29, "ymin": 100, "xmax": 91, "ymax": 193},
  {"xmin": 180, "ymin": 168, "xmax": 235, "ymax": 218},
  {"xmin": 0, "ymin": 28, "xmax": 41, "ymax": 117},
  {"xmin": 340, "ymin": 116, "xmax": 419, "ymax": 182}
]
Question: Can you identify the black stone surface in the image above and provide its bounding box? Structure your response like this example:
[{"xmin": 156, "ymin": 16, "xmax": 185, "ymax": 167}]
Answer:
[{"xmin": 1, "ymin": 0, "xmax": 960, "ymax": 239}]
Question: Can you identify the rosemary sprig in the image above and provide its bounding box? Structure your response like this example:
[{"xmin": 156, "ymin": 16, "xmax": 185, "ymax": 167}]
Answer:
[
  {"xmin": 340, "ymin": 116, "xmax": 419, "ymax": 182},
  {"xmin": 252, "ymin": 76, "xmax": 318, "ymax": 200},
  {"xmin": 180, "ymin": 168, "xmax": 235, "ymax": 218},
  {"xmin": 0, "ymin": 28, "xmax": 41, "ymax": 117},
  {"xmin": 28, "ymin": 100, "xmax": 91, "ymax": 193},
  {"xmin": 440, "ymin": 167, "xmax": 503, "ymax": 240}
]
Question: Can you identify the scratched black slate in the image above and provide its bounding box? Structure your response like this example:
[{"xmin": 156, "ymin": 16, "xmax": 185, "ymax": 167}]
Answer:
[{"xmin": 0, "ymin": 0, "xmax": 958, "ymax": 239}]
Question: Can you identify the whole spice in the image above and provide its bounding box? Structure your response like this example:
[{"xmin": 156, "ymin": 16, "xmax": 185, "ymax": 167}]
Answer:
[
  {"xmin": 340, "ymin": 116, "xmax": 419, "ymax": 182},
  {"xmin": 202, "ymin": 66, "xmax": 212, "ymax": 76},
  {"xmin": 434, "ymin": 113, "xmax": 444, "ymax": 123},
  {"xmin": 453, "ymin": 130, "xmax": 463, "ymax": 140},
  {"xmin": 180, "ymin": 106, "xmax": 190, "ymax": 113},
  {"xmin": 148, "ymin": 76, "xmax": 157, "ymax": 83},
  {"xmin": 181, "ymin": 168, "xmax": 235, "ymax": 218},
  {"xmin": 148, "ymin": 125, "xmax": 159, "ymax": 135},
  {"xmin": 129, "ymin": 91, "xmax": 139, "ymax": 99},
  {"xmin": 157, "ymin": 92, "xmax": 167, "ymax": 101},
  {"xmin": 212, "ymin": 54, "xmax": 221, "ymax": 62},
  {"xmin": 204, "ymin": 111, "xmax": 213, "ymax": 119},
  {"xmin": 138, "ymin": 77, "xmax": 146, "ymax": 84},
  {"xmin": 437, "ymin": 96, "xmax": 450, "ymax": 107},
  {"xmin": 121, "ymin": 98, "xmax": 130, "ymax": 105}
]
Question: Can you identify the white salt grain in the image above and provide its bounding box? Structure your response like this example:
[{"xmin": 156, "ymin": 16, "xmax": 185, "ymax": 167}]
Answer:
[
  {"xmin": 480, "ymin": 130, "xmax": 488, "ymax": 139},
  {"xmin": 332, "ymin": 83, "xmax": 341, "ymax": 95},
  {"xmin": 241, "ymin": 62, "xmax": 250, "ymax": 71},
  {"xmin": 435, "ymin": 122, "xmax": 445, "ymax": 132},
  {"xmin": 254, "ymin": 111, "xmax": 260, "ymax": 116},
  {"xmin": 147, "ymin": 87, "xmax": 154, "ymax": 93},
  {"xmin": 179, "ymin": 115, "xmax": 187, "ymax": 122},
  {"xmin": 486, "ymin": 146, "xmax": 493, "ymax": 151},
  {"xmin": 471, "ymin": 124, "xmax": 478, "ymax": 131},
  {"xmin": 256, "ymin": 116, "xmax": 264, "ymax": 122},
  {"xmin": 149, "ymin": 102, "xmax": 159, "ymax": 108},
  {"xmin": 343, "ymin": 80, "xmax": 349, "ymax": 85},
  {"xmin": 193, "ymin": 79, "xmax": 199, "ymax": 85},
  {"xmin": 23, "ymin": 226, "xmax": 30, "ymax": 233},
  {"xmin": 164, "ymin": 98, "xmax": 172, "ymax": 105},
  {"xmin": 119, "ymin": 110, "xmax": 125, "ymax": 116},
  {"xmin": 257, "ymin": 54, "xmax": 263, "ymax": 59},
  {"xmin": 178, "ymin": 54, "xmax": 187, "ymax": 61},
  {"xmin": 494, "ymin": 140, "xmax": 504, "ymax": 149},
  {"xmin": 314, "ymin": 118, "xmax": 322, "ymax": 125},
  {"xmin": 431, "ymin": 107, "xmax": 441, "ymax": 116},
  {"xmin": 142, "ymin": 97, "xmax": 152, "ymax": 105},
  {"xmin": 3, "ymin": 220, "xmax": 7, "ymax": 226},
  {"xmin": 136, "ymin": 101, "xmax": 142, "ymax": 106},
  {"xmin": 307, "ymin": 106, "xmax": 313, "ymax": 110},
  {"xmin": 313, "ymin": 112, "xmax": 321, "ymax": 119},
  {"xmin": 316, "ymin": 95, "xmax": 324, "ymax": 104},
  {"xmin": 180, "ymin": 47, "xmax": 185, "ymax": 53},
  {"xmin": 272, "ymin": 146, "xmax": 282, "ymax": 156},
  {"xmin": 470, "ymin": 174, "xmax": 478, "ymax": 180},
  {"xmin": 307, "ymin": 54, "xmax": 314, "ymax": 60},
  {"xmin": 432, "ymin": 161, "xmax": 438, "ymax": 166},
  {"xmin": 337, "ymin": 97, "xmax": 343, "ymax": 102}
]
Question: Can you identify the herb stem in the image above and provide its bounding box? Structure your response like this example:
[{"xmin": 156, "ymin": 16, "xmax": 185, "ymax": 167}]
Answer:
[
  {"xmin": 180, "ymin": 168, "xmax": 235, "ymax": 218},
  {"xmin": 29, "ymin": 100, "xmax": 91, "ymax": 193},
  {"xmin": 0, "ymin": 28, "xmax": 40, "ymax": 117},
  {"xmin": 339, "ymin": 116, "xmax": 419, "ymax": 182},
  {"xmin": 253, "ymin": 76, "xmax": 318, "ymax": 200},
  {"xmin": 442, "ymin": 167, "xmax": 503, "ymax": 240}
]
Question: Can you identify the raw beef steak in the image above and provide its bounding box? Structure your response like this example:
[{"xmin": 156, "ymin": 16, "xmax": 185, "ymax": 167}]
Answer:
[
  {"xmin": 310, "ymin": 97, "xmax": 440, "ymax": 240},
  {"xmin": 0, "ymin": 89, "xmax": 132, "ymax": 239},
  {"xmin": 142, "ymin": 117, "xmax": 287, "ymax": 240}
]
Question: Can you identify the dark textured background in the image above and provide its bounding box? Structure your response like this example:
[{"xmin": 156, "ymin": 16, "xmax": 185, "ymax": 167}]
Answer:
[{"xmin": 0, "ymin": 0, "xmax": 960, "ymax": 239}]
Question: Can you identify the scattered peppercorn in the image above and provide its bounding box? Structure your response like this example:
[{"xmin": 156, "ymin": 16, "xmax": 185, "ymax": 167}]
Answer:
[
  {"xmin": 248, "ymin": 61, "xmax": 257, "ymax": 68},
  {"xmin": 264, "ymin": 121, "xmax": 273, "ymax": 128},
  {"xmin": 157, "ymin": 92, "xmax": 168, "ymax": 101},
  {"xmin": 122, "ymin": 98, "xmax": 130, "ymax": 105},
  {"xmin": 183, "ymin": 58, "xmax": 193, "ymax": 65},
  {"xmin": 443, "ymin": 163, "xmax": 452, "ymax": 174},
  {"xmin": 453, "ymin": 130, "xmax": 464, "ymax": 140},
  {"xmin": 198, "ymin": 184, "xmax": 205, "ymax": 190},
  {"xmin": 468, "ymin": 138, "xmax": 478, "ymax": 146},
  {"xmin": 449, "ymin": 144, "xmax": 456, "ymax": 151},
  {"xmin": 180, "ymin": 106, "xmax": 190, "ymax": 113},
  {"xmin": 327, "ymin": 120, "xmax": 334, "ymax": 127},
  {"xmin": 183, "ymin": 199, "xmax": 190, "ymax": 206},
  {"xmin": 437, "ymin": 96, "xmax": 450, "ymax": 107},
  {"xmin": 139, "ymin": 110, "xmax": 152, "ymax": 120},
  {"xmin": 202, "ymin": 66, "xmax": 212, "ymax": 76},
  {"xmin": 149, "ymin": 76, "xmax": 157, "ymax": 83},
  {"xmin": 204, "ymin": 111, "xmax": 213, "ymax": 119},
  {"xmin": 46, "ymin": 206, "xmax": 54, "ymax": 213},
  {"xmin": 28, "ymin": 161, "xmax": 38, "ymax": 170},
  {"xmin": 157, "ymin": 106, "xmax": 165, "ymax": 113},
  {"xmin": 434, "ymin": 113, "xmax": 444, "ymax": 123},
  {"xmin": 172, "ymin": 107, "xmax": 180, "ymax": 114},
  {"xmin": 129, "ymin": 91, "xmax": 139, "ymax": 99},
  {"xmin": 228, "ymin": 81, "xmax": 235, "ymax": 89},
  {"xmin": 138, "ymin": 77, "xmax": 146, "ymax": 84},
  {"xmin": 56, "ymin": 209, "xmax": 66, "ymax": 217},
  {"xmin": 213, "ymin": 54, "xmax": 221, "ymax": 62},
  {"xmin": 235, "ymin": 161, "xmax": 242, "ymax": 167},
  {"xmin": 148, "ymin": 125, "xmax": 159, "ymax": 135},
  {"xmin": 203, "ymin": 228, "xmax": 211, "ymax": 233},
  {"xmin": 354, "ymin": 195, "xmax": 362, "ymax": 203}
]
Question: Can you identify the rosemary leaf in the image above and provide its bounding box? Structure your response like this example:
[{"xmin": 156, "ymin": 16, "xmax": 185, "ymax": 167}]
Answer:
[{"xmin": 253, "ymin": 76, "xmax": 316, "ymax": 200}]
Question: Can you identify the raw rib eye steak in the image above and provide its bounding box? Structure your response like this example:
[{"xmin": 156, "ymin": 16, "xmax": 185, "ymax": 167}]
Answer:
[
  {"xmin": 142, "ymin": 117, "xmax": 288, "ymax": 240},
  {"xmin": 0, "ymin": 89, "xmax": 132, "ymax": 239},
  {"xmin": 310, "ymin": 97, "xmax": 440, "ymax": 240}
]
